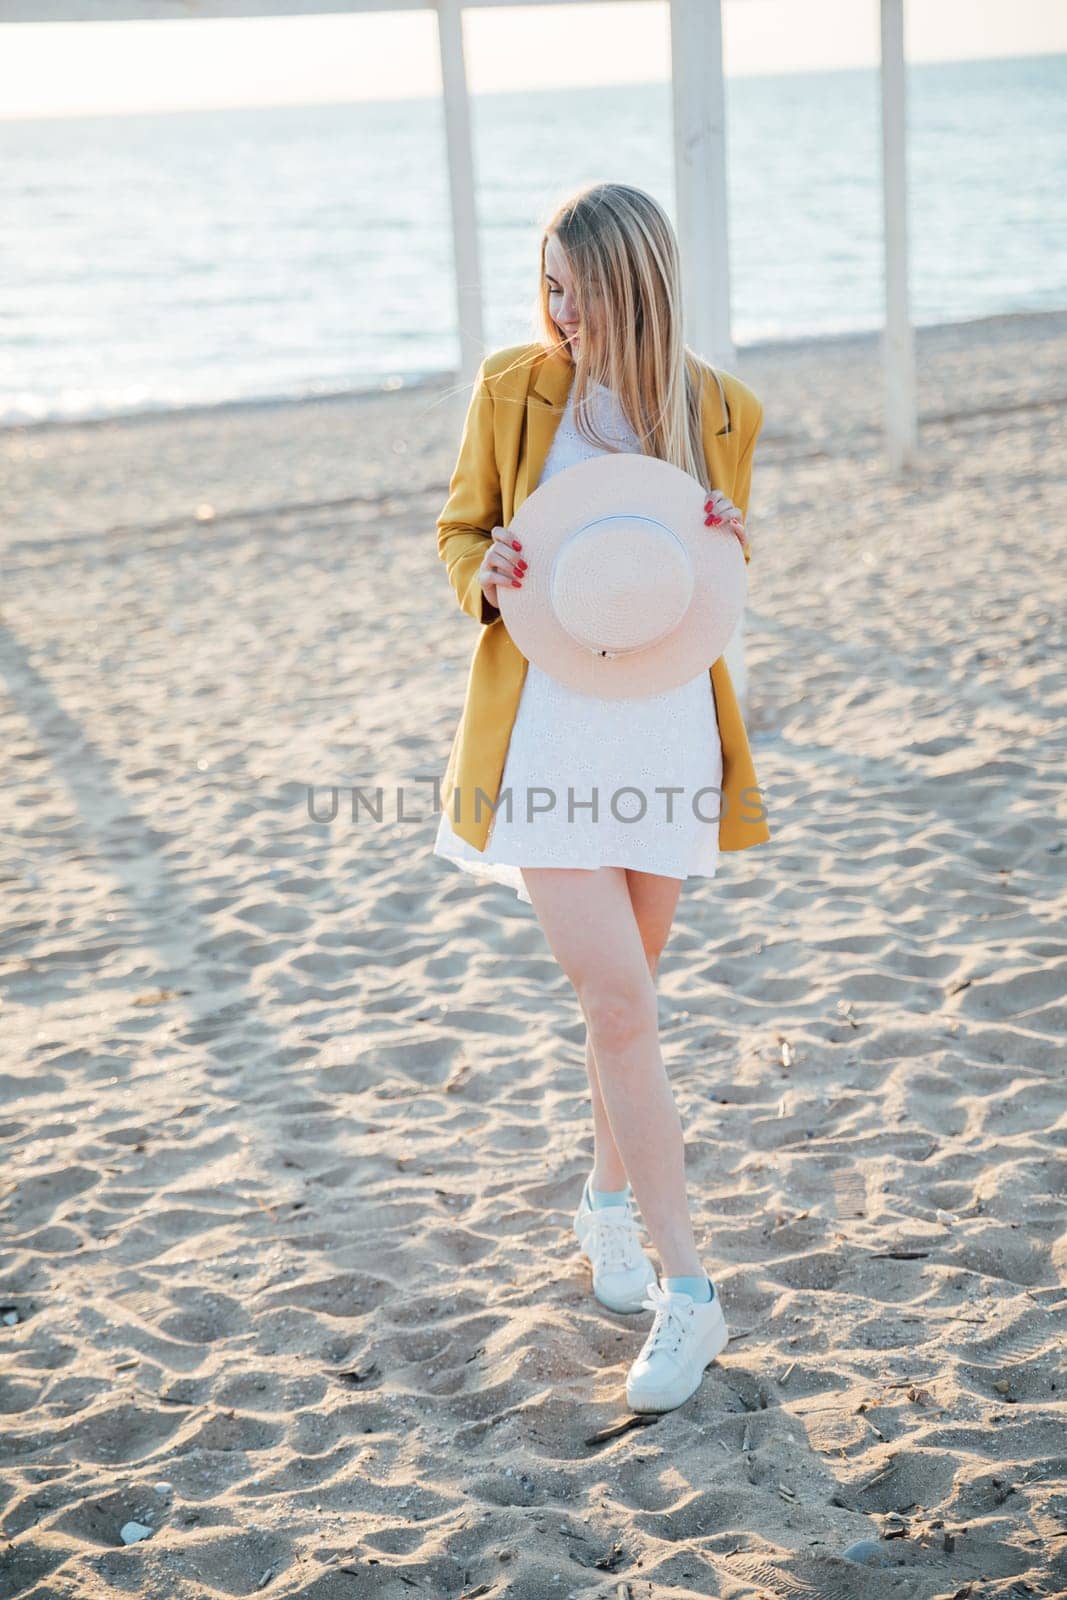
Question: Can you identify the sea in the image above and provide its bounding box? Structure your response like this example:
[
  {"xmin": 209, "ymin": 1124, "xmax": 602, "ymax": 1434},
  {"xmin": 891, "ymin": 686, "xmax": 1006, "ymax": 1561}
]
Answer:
[{"xmin": 2, "ymin": 52, "xmax": 1064, "ymax": 428}]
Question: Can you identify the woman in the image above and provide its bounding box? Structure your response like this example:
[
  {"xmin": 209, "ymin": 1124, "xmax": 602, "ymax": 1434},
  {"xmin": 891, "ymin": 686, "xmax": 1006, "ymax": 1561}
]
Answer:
[{"xmin": 433, "ymin": 182, "xmax": 769, "ymax": 1414}]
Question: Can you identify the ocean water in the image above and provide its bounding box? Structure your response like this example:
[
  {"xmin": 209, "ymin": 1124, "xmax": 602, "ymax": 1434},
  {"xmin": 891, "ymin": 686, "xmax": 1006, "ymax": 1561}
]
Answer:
[{"xmin": 2, "ymin": 53, "xmax": 1064, "ymax": 427}]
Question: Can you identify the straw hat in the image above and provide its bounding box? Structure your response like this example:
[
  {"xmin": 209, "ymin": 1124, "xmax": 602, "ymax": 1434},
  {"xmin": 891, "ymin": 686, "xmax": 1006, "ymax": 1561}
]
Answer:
[{"xmin": 497, "ymin": 452, "xmax": 747, "ymax": 699}]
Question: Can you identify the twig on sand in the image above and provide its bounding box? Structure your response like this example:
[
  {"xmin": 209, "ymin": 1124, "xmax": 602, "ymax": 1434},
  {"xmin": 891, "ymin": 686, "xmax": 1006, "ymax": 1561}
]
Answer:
[{"xmin": 584, "ymin": 1414, "xmax": 660, "ymax": 1447}]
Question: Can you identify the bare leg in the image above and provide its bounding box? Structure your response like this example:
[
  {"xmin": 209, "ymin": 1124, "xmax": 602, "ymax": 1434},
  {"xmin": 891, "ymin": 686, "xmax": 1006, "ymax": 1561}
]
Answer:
[
  {"xmin": 586, "ymin": 868, "xmax": 677, "ymax": 1193},
  {"xmin": 585, "ymin": 1032, "xmax": 628, "ymax": 1193},
  {"xmin": 521, "ymin": 863, "xmax": 702, "ymax": 1278}
]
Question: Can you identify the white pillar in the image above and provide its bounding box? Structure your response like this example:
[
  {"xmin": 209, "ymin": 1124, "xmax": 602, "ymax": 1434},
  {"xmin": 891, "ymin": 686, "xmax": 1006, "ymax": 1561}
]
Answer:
[
  {"xmin": 669, "ymin": 0, "xmax": 747, "ymax": 708},
  {"xmin": 880, "ymin": 0, "xmax": 918, "ymax": 471},
  {"xmin": 435, "ymin": 0, "xmax": 484, "ymax": 388},
  {"xmin": 669, "ymin": 0, "xmax": 734, "ymax": 369}
]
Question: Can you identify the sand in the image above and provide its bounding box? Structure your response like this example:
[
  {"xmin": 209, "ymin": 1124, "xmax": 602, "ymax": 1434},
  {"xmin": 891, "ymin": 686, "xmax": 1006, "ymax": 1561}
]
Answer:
[{"xmin": 0, "ymin": 309, "xmax": 1064, "ymax": 1600}]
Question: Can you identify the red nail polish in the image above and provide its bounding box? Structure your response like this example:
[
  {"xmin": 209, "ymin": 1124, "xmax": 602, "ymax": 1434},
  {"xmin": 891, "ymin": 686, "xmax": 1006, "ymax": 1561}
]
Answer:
[
  {"xmin": 512, "ymin": 579, "xmax": 521, "ymax": 587},
  {"xmin": 512, "ymin": 540, "xmax": 522, "ymax": 550}
]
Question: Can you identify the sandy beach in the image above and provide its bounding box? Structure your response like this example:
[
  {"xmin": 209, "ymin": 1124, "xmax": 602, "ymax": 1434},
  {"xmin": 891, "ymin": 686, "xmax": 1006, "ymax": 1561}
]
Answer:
[{"xmin": 0, "ymin": 308, "xmax": 1065, "ymax": 1599}]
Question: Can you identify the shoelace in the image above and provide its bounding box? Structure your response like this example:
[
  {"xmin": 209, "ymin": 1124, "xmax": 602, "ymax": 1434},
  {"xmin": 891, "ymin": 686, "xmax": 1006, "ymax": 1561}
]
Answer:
[
  {"xmin": 637, "ymin": 1281, "xmax": 695, "ymax": 1359},
  {"xmin": 590, "ymin": 1206, "xmax": 642, "ymax": 1272}
]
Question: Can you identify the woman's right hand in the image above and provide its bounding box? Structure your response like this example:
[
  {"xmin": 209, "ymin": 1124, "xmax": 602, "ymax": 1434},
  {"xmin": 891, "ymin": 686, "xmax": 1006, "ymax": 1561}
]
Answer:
[{"xmin": 479, "ymin": 527, "xmax": 528, "ymax": 609}]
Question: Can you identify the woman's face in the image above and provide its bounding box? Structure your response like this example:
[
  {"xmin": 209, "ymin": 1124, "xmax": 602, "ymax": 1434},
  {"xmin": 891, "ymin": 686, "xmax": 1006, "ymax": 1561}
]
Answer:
[{"xmin": 544, "ymin": 233, "xmax": 587, "ymax": 355}]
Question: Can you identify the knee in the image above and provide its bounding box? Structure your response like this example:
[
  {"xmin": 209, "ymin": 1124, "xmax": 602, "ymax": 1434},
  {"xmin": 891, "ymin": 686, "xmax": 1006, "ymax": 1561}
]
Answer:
[{"xmin": 579, "ymin": 975, "xmax": 657, "ymax": 1053}]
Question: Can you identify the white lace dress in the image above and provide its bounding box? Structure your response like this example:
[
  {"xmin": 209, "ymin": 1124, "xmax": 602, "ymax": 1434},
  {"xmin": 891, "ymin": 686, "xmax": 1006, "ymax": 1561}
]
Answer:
[{"xmin": 433, "ymin": 377, "xmax": 724, "ymax": 905}]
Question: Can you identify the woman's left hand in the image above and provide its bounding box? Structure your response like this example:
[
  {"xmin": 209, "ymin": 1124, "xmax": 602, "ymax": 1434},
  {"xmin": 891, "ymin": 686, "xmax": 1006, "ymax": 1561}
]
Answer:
[{"xmin": 704, "ymin": 490, "xmax": 748, "ymax": 557}]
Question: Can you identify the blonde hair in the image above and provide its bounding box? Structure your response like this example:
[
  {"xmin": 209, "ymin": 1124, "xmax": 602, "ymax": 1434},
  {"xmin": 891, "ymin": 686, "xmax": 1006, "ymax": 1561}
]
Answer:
[{"xmin": 531, "ymin": 181, "xmax": 728, "ymax": 493}]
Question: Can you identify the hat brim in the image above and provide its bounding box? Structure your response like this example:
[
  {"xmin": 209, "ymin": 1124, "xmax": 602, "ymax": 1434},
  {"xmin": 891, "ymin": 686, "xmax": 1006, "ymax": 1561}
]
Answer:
[{"xmin": 498, "ymin": 453, "xmax": 746, "ymax": 700}]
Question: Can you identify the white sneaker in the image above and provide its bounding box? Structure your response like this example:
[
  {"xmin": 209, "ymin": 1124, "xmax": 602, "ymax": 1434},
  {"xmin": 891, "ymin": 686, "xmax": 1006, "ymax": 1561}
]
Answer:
[
  {"xmin": 625, "ymin": 1279, "xmax": 729, "ymax": 1413},
  {"xmin": 572, "ymin": 1180, "xmax": 657, "ymax": 1313}
]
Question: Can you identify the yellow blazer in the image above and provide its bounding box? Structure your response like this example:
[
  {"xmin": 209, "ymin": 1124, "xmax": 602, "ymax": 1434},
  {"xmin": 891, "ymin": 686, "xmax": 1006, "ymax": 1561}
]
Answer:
[{"xmin": 436, "ymin": 341, "xmax": 771, "ymax": 855}]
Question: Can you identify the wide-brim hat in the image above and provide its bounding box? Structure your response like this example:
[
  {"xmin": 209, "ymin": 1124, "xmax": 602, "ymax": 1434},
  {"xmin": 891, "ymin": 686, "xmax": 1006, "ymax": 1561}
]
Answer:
[{"xmin": 497, "ymin": 452, "xmax": 746, "ymax": 699}]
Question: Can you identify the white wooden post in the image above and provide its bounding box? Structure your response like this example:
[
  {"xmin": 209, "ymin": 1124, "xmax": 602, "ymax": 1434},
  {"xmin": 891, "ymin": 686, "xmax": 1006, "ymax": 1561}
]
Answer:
[
  {"xmin": 880, "ymin": 0, "xmax": 917, "ymax": 471},
  {"xmin": 435, "ymin": 0, "xmax": 484, "ymax": 388},
  {"xmin": 669, "ymin": 0, "xmax": 734, "ymax": 370},
  {"xmin": 669, "ymin": 0, "xmax": 747, "ymax": 708}
]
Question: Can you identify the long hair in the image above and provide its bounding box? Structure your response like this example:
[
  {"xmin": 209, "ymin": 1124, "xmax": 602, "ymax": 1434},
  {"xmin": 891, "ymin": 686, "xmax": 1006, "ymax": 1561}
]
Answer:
[{"xmin": 531, "ymin": 182, "xmax": 728, "ymax": 494}]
